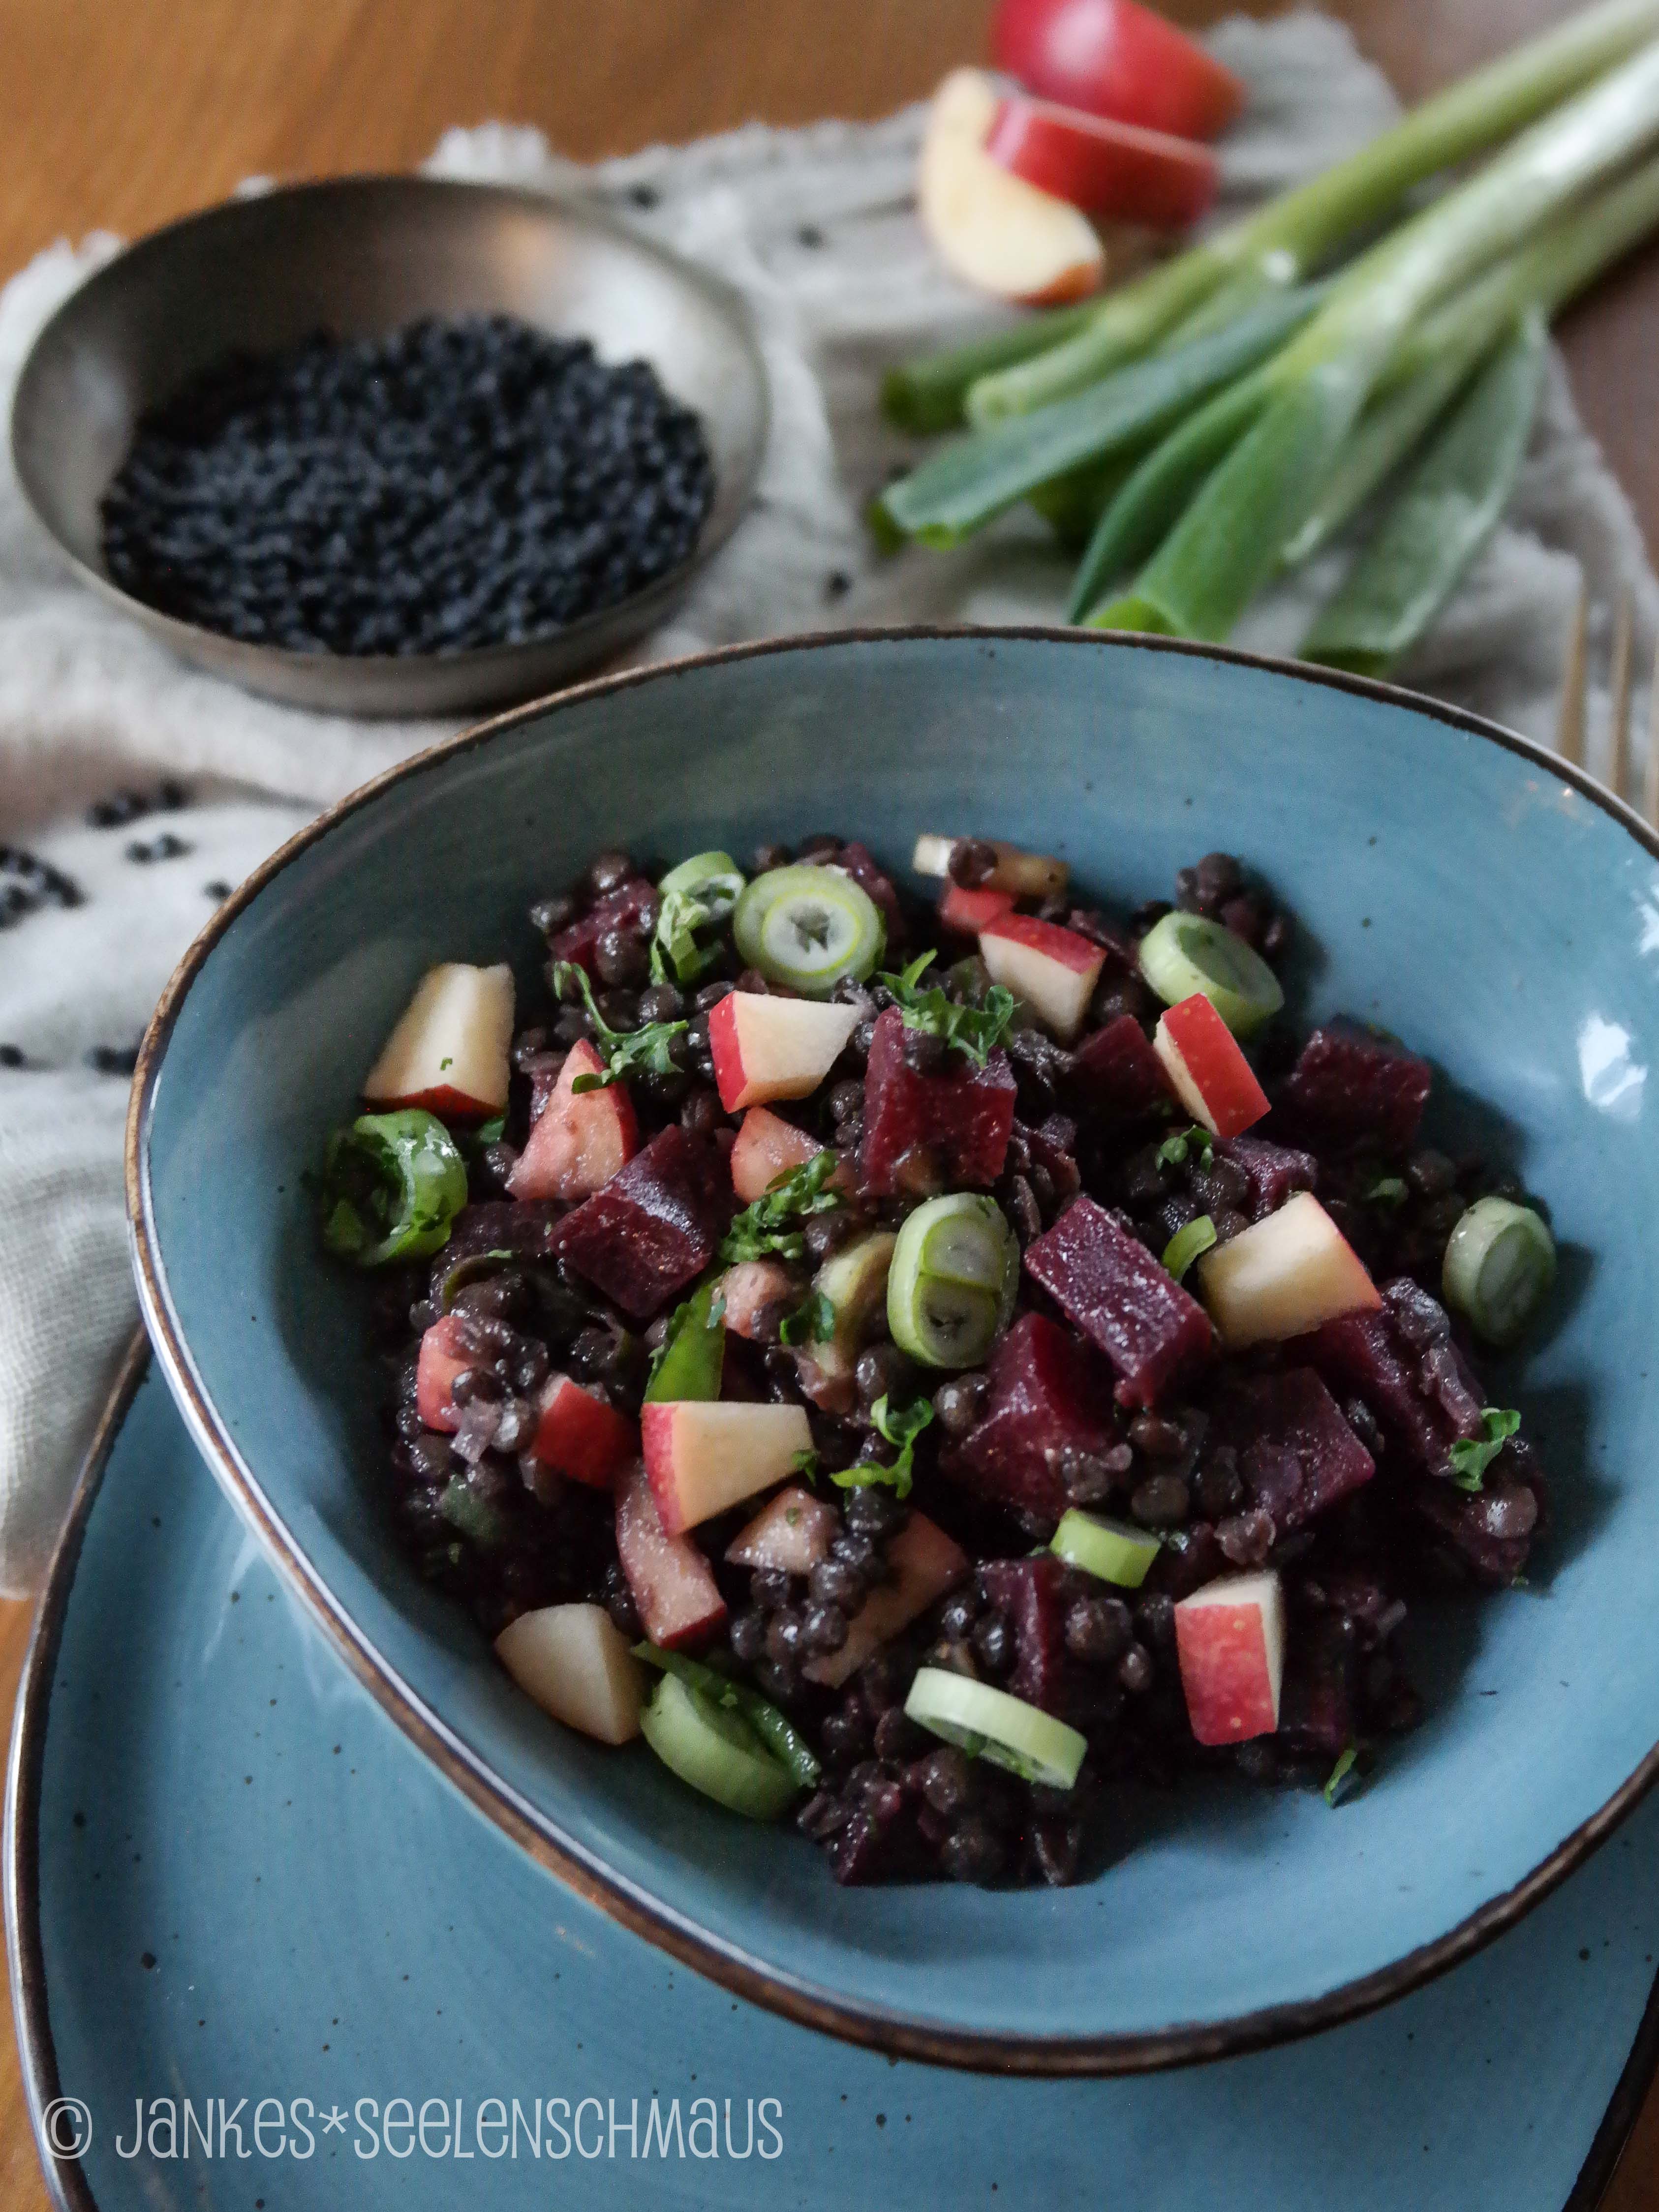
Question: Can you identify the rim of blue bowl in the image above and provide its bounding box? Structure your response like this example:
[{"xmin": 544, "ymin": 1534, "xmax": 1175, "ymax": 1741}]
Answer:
[
  {"xmin": 14, "ymin": 1335, "xmax": 1659, "ymax": 2204},
  {"xmin": 123, "ymin": 623, "xmax": 1659, "ymax": 2077}
]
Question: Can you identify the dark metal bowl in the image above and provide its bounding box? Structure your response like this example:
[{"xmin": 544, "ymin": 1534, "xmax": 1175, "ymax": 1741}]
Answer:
[{"xmin": 9, "ymin": 175, "xmax": 769, "ymax": 717}]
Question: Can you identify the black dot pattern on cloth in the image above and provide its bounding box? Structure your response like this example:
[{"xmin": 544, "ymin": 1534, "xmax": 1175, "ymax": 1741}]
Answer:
[{"xmin": 100, "ymin": 316, "xmax": 716, "ymax": 658}]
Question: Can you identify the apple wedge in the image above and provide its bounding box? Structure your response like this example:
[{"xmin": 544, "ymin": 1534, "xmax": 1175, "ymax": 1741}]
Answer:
[
  {"xmin": 1153, "ymin": 992, "xmax": 1270, "ymax": 1139},
  {"xmin": 415, "ymin": 1314, "xmax": 472, "ymax": 1433},
  {"xmin": 725, "ymin": 1485, "xmax": 839, "ymax": 1576},
  {"xmin": 987, "ymin": 92, "xmax": 1218, "ymax": 231},
  {"xmin": 495, "ymin": 1603, "xmax": 645, "ymax": 1745},
  {"xmin": 729, "ymin": 1106, "xmax": 826, "ymax": 1203},
  {"xmin": 508, "ymin": 1038, "xmax": 639, "ymax": 1202},
  {"xmin": 363, "ymin": 962, "xmax": 514, "ymax": 1120},
  {"xmin": 641, "ymin": 1400, "xmax": 814, "ymax": 1535},
  {"xmin": 1197, "ymin": 1190, "xmax": 1382, "ymax": 1348},
  {"xmin": 718, "ymin": 1259, "xmax": 796, "ymax": 1342},
  {"xmin": 530, "ymin": 1375, "xmax": 638, "ymax": 1491},
  {"xmin": 939, "ymin": 882, "xmax": 1016, "ymax": 936},
  {"xmin": 615, "ymin": 1460, "xmax": 727, "ymax": 1651},
  {"xmin": 803, "ymin": 1512, "xmax": 970, "ymax": 1689},
  {"xmin": 708, "ymin": 993, "xmax": 861, "ymax": 1114},
  {"xmin": 979, "ymin": 912, "xmax": 1106, "ymax": 1041},
  {"xmin": 919, "ymin": 69, "xmax": 1106, "ymax": 305},
  {"xmin": 1174, "ymin": 1572, "xmax": 1285, "ymax": 1745}
]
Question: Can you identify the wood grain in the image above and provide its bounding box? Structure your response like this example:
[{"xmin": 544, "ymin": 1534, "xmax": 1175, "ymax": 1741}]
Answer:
[{"xmin": 1, "ymin": 2, "xmax": 1656, "ymax": 2202}]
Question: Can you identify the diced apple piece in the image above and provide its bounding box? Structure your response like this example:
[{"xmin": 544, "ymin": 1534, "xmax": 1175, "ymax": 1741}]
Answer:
[
  {"xmin": 508, "ymin": 1039, "xmax": 639, "ymax": 1202},
  {"xmin": 719, "ymin": 1259, "xmax": 796, "ymax": 1342},
  {"xmin": 919, "ymin": 70, "xmax": 1106, "ymax": 305},
  {"xmin": 495, "ymin": 1603, "xmax": 645, "ymax": 1745},
  {"xmin": 615, "ymin": 1461, "xmax": 727, "ymax": 1651},
  {"xmin": 641, "ymin": 1400, "xmax": 814, "ymax": 1535},
  {"xmin": 725, "ymin": 1485, "xmax": 839, "ymax": 1576},
  {"xmin": 729, "ymin": 1108, "xmax": 825, "ymax": 1203},
  {"xmin": 1174, "ymin": 1572, "xmax": 1285, "ymax": 1745},
  {"xmin": 912, "ymin": 834, "xmax": 1068, "ymax": 898},
  {"xmin": 415, "ymin": 1314, "xmax": 472, "ymax": 1433},
  {"xmin": 363, "ymin": 962, "xmax": 514, "ymax": 1120},
  {"xmin": 708, "ymin": 993, "xmax": 861, "ymax": 1114},
  {"xmin": 1197, "ymin": 1191, "xmax": 1382, "ymax": 1349},
  {"xmin": 987, "ymin": 91, "xmax": 1218, "ymax": 231},
  {"xmin": 803, "ymin": 1512, "xmax": 970, "ymax": 1688},
  {"xmin": 980, "ymin": 913, "xmax": 1105, "ymax": 1042},
  {"xmin": 1153, "ymin": 992, "xmax": 1270, "ymax": 1140},
  {"xmin": 805, "ymin": 1229, "xmax": 898, "ymax": 1381},
  {"xmin": 939, "ymin": 881, "xmax": 1016, "ymax": 936},
  {"xmin": 530, "ymin": 1375, "xmax": 638, "ymax": 1492}
]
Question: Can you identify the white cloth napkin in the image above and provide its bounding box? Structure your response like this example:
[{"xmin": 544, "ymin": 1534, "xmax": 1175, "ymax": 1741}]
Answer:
[{"xmin": 0, "ymin": 9, "xmax": 1653, "ymax": 1594}]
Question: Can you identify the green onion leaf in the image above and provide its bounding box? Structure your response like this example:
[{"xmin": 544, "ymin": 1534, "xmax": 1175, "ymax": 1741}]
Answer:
[
  {"xmin": 1364, "ymin": 1176, "xmax": 1410, "ymax": 1208},
  {"xmin": 645, "ymin": 1277, "xmax": 727, "ymax": 1403},
  {"xmin": 718, "ymin": 1150, "xmax": 842, "ymax": 1265},
  {"xmin": 552, "ymin": 962, "xmax": 689, "ymax": 1090},
  {"xmin": 1162, "ymin": 1214, "xmax": 1218, "ymax": 1283},
  {"xmin": 877, "ymin": 950, "xmax": 1017, "ymax": 1067},
  {"xmin": 1448, "ymin": 1407, "xmax": 1522, "ymax": 1492},
  {"xmin": 317, "ymin": 1108, "xmax": 469, "ymax": 1269},
  {"xmin": 1323, "ymin": 1744, "xmax": 1360, "ymax": 1807}
]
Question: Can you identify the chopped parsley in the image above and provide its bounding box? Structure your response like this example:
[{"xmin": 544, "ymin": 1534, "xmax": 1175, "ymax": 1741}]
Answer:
[
  {"xmin": 1448, "ymin": 1406, "xmax": 1521, "ymax": 1492},
  {"xmin": 1323, "ymin": 1745, "xmax": 1360, "ymax": 1807},
  {"xmin": 718, "ymin": 1151, "xmax": 841, "ymax": 1264},
  {"xmin": 1156, "ymin": 1125, "xmax": 1215, "ymax": 1170},
  {"xmin": 877, "ymin": 950, "xmax": 1015, "ymax": 1068},
  {"xmin": 832, "ymin": 1393, "xmax": 935, "ymax": 1501},
  {"xmin": 552, "ymin": 961, "xmax": 688, "ymax": 1091},
  {"xmin": 1363, "ymin": 1175, "xmax": 1409, "ymax": 1207},
  {"xmin": 779, "ymin": 1288, "xmax": 836, "ymax": 1347},
  {"xmin": 790, "ymin": 1446, "xmax": 821, "ymax": 1486},
  {"xmin": 650, "ymin": 886, "xmax": 724, "ymax": 987}
]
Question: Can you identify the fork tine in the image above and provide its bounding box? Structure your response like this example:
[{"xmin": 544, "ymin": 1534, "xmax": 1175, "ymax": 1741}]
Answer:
[
  {"xmin": 1645, "ymin": 653, "xmax": 1659, "ymax": 832},
  {"xmin": 1609, "ymin": 587, "xmax": 1634, "ymax": 800},
  {"xmin": 1558, "ymin": 577, "xmax": 1589, "ymax": 767}
]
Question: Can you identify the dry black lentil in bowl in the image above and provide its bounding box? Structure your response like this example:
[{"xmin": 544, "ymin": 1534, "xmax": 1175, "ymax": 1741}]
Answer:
[
  {"xmin": 314, "ymin": 829, "xmax": 1558, "ymax": 1888},
  {"xmin": 99, "ymin": 315, "xmax": 715, "ymax": 657}
]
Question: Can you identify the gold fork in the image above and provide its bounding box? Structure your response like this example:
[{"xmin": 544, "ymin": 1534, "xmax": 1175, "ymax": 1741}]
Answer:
[{"xmin": 1556, "ymin": 579, "xmax": 1657, "ymax": 823}]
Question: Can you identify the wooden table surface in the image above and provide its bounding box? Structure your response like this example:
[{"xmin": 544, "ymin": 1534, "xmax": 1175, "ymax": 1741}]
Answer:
[{"xmin": 2, "ymin": 2, "xmax": 1657, "ymax": 2204}]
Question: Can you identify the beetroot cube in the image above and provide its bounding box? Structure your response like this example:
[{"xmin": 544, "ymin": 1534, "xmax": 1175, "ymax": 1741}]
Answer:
[
  {"xmin": 1301, "ymin": 1309, "xmax": 1454, "ymax": 1475},
  {"xmin": 979, "ymin": 1557, "xmax": 1072, "ymax": 1714},
  {"xmin": 1414, "ymin": 1459, "xmax": 1543, "ymax": 1587},
  {"xmin": 1024, "ymin": 1197, "xmax": 1212, "ymax": 1409},
  {"xmin": 1225, "ymin": 1367, "xmax": 1374, "ymax": 1532},
  {"xmin": 554, "ymin": 1127, "xmax": 732, "ymax": 1319},
  {"xmin": 1216, "ymin": 1134, "xmax": 1318, "ymax": 1220},
  {"xmin": 860, "ymin": 1007, "xmax": 1016, "ymax": 1195},
  {"xmin": 548, "ymin": 878, "xmax": 658, "ymax": 978},
  {"xmin": 1070, "ymin": 1015, "xmax": 1174, "ymax": 1123},
  {"xmin": 952, "ymin": 1312, "xmax": 1119, "ymax": 1517},
  {"xmin": 1276, "ymin": 1021, "xmax": 1432, "ymax": 1156}
]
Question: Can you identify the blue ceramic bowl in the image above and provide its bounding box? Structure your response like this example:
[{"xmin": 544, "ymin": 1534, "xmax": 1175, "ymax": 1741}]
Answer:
[{"xmin": 128, "ymin": 629, "xmax": 1659, "ymax": 2074}]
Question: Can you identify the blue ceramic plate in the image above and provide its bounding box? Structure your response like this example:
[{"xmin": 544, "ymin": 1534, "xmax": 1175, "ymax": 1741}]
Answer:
[
  {"xmin": 126, "ymin": 629, "xmax": 1659, "ymax": 2072},
  {"xmin": 9, "ymin": 1339, "xmax": 1659, "ymax": 2211}
]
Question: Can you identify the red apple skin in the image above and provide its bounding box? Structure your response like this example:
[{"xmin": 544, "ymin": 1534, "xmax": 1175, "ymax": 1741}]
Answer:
[
  {"xmin": 729, "ymin": 1109, "xmax": 824, "ymax": 1204},
  {"xmin": 982, "ymin": 912, "xmax": 1102, "ymax": 976},
  {"xmin": 990, "ymin": 0, "xmax": 1246, "ymax": 142},
  {"xmin": 415, "ymin": 1316, "xmax": 472, "ymax": 1434},
  {"xmin": 1155, "ymin": 993, "xmax": 1270, "ymax": 1139},
  {"xmin": 614, "ymin": 1461, "xmax": 727, "ymax": 1652},
  {"xmin": 987, "ymin": 95, "xmax": 1218, "ymax": 230},
  {"xmin": 707, "ymin": 994, "xmax": 859, "ymax": 1115},
  {"xmin": 940, "ymin": 882, "xmax": 1016, "ymax": 936},
  {"xmin": 641, "ymin": 1401, "xmax": 811, "ymax": 1536},
  {"xmin": 1174, "ymin": 1573, "xmax": 1284, "ymax": 1744},
  {"xmin": 508, "ymin": 1039, "xmax": 639, "ymax": 1203},
  {"xmin": 531, "ymin": 1376, "xmax": 638, "ymax": 1492}
]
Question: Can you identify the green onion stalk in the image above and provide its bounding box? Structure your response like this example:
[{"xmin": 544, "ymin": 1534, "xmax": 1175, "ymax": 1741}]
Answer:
[
  {"xmin": 1088, "ymin": 38, "xmax": 1659, "ymax": 643},
  {"xmin": 1073, "ymin": 146, "xmax": 1659, "ymax": 621},
  {"xmin": 962, "ymin": 0, "xmax": 1659, "ymax": 424}
]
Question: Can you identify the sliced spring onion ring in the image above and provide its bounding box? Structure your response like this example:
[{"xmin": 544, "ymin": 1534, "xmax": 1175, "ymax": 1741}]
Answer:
[
  {"xmin": 659, "ymin": 850, "xmax": 746, "ymax": 921},
  {"xmin": 1442, "ymin": 1196, "xmax": 1557, "ymax": 1346},
  {"xmin": 1137, "ymin": 910, "xmax": 1285, "ymax": 1037},
  {"xmin": 904, "ymin": 1667, "xmax": 1086, "ymax": 1791},
  {"xmin": 318, "ymin": 1108, "xmax": 469, "ymax": 1268},
  {"xmin": 887, "ymin": 1194, "xmax": 1019, "ymax": 1369},
  {"xmin": 632, "ymin": 1644, "xmax": 820, "ymax": 1789},
  {"xmin": 1050, "ymin": 1509, "xmax": 1162, "ymax": 1590},
  {"xmin": 732, "ymin": 866, "xmax": 885, "ymax": 996},
  {"xmin": 638, "ymin": 1673, "xmax": 800, "ymax": 1820}
]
